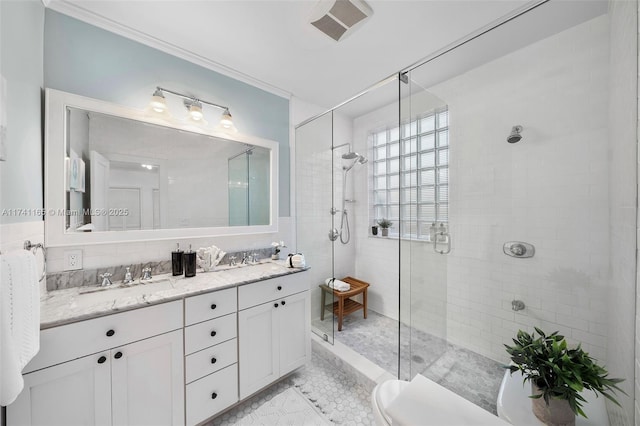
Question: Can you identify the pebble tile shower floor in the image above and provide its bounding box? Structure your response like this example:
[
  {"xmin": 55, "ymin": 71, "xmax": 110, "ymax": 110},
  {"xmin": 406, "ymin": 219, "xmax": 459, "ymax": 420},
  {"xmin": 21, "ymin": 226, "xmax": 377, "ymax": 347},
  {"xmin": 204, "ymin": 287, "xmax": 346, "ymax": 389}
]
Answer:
[{"xmin": 206, "ymin": 351, "xmax": 374, "ymax": 426}]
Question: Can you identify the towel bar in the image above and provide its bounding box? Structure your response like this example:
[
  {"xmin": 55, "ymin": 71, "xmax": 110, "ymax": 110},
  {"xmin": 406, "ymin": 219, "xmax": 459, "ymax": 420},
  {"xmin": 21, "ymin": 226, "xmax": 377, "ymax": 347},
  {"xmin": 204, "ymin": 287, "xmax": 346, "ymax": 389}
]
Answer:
[{"xmin": 23, "ymin": 240, "xmax": 46, "ymax": 283}]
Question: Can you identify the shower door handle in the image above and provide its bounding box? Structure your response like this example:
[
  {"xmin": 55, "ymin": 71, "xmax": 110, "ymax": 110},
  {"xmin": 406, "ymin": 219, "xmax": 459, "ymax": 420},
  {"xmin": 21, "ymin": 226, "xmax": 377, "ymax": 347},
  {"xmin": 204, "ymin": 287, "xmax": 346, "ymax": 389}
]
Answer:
[{"xmin": 433, "ymin": 231, "xmax": 451, "ymax": 255}]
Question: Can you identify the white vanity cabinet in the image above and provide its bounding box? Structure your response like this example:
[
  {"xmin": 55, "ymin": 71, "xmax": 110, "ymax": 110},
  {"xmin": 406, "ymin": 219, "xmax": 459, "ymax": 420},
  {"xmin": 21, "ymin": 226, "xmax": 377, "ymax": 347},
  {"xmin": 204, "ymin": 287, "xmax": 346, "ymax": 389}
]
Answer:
[
  {"xmin": 238, "ymin": 274, "xmax": 310, "ymax": 399},
  {"xmin": 184, "ymin": 287, "xmax": 238, "ymax": 426},
  {"xmin": 7, "ymin": 301, "xmax": 184, "ymax": 426}
]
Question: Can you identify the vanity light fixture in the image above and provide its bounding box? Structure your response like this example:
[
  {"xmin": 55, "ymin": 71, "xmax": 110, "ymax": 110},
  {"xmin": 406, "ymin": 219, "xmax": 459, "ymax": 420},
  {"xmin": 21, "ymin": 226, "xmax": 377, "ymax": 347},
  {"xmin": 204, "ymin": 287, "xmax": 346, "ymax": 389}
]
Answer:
[{"xmin": 149, "ymin": 87, "xmax": 235, "ymax": 131}]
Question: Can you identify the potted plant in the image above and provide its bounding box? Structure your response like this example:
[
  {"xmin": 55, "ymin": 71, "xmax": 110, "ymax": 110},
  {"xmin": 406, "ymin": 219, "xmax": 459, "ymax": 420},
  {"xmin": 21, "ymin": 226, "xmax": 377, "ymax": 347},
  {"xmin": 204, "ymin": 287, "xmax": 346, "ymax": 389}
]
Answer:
[
  {"xmin": 377, "ymin": 219, "xmax": 392, "ymax": 237},
  {"xmin": 505, "ymin": 327, "xmax": 624, "ymax": 426}
]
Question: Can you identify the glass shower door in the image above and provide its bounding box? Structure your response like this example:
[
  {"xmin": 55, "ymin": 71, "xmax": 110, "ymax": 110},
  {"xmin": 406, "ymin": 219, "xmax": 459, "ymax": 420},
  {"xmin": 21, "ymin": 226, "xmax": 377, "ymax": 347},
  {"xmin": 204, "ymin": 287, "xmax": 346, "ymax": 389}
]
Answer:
[
  {"xmin": 295, "ymin": 112, "xmax": 336, "ymax": 343},
  {"xmin": 399, "ymin": 71, "xmax": 449, "ymax": 381}
]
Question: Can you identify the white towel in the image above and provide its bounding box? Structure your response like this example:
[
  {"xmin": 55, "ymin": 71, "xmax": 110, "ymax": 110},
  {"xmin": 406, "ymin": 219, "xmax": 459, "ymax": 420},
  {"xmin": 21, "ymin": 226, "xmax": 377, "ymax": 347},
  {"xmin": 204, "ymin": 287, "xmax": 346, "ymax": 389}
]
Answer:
[
  {"xmin": 0, "ymin": 250, "xmax": 41, "ymax": 405},
  {"xmin": 324, "ymin": 278, "xmax": 350, "ymax": 292}
]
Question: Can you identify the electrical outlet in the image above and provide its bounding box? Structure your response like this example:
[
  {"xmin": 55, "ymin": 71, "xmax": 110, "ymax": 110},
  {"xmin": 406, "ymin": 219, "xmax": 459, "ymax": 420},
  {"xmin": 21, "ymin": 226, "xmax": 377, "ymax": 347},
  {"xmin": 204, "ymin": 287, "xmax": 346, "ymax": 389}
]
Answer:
[{"xmin": 64, "ymin": 249, "xmax": 83, "ymax": 271}]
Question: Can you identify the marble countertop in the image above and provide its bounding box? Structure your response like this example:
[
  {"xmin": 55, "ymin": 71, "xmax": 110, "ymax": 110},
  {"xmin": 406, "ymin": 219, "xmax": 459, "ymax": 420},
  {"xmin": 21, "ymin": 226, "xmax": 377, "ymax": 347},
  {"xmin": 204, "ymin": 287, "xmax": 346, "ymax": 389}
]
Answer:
[{"xmin": 41, "ymin": 260, "xmax": 309, "ymax": 329}]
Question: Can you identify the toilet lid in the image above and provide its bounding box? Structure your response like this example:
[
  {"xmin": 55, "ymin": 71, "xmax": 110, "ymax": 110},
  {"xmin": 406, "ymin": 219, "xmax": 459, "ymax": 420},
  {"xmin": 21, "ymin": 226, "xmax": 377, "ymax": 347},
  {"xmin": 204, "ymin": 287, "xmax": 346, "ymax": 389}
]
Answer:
[{"xmin": 376, "ymin": 380, "xmax": 410, "ymax": 425}]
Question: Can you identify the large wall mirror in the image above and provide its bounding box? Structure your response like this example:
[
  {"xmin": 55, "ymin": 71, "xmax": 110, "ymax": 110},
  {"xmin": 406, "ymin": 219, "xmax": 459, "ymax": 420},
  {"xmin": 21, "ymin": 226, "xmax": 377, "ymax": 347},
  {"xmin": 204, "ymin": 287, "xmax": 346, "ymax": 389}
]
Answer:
[{"xmin": 46, "ymin": 89, "xmax": 279, "ymax": 247}]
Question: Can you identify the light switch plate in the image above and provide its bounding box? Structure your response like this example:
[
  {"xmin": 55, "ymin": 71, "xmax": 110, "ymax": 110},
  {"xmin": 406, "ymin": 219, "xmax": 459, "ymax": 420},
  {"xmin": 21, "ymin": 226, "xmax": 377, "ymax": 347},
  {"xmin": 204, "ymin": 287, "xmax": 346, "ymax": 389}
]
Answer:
[{"xmin": 64, "ymin": 249, "xmax": 83, "ymax": 271}]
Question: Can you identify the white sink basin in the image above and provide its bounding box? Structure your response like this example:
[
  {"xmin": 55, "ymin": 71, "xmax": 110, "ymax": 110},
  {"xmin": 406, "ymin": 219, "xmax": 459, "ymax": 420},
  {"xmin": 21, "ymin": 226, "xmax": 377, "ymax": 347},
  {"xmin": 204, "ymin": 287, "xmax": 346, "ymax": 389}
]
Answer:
[{"xmin": 76, "ymin": 279, "xmax": 175, "ymax": 305}]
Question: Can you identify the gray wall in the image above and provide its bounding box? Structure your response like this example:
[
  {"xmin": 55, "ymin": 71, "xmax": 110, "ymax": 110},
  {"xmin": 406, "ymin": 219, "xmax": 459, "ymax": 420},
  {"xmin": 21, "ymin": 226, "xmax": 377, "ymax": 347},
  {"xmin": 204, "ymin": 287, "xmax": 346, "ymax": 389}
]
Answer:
[
  {"xmin": 0, "ymin": 0, "xmax": 45, "ymax": 225},
  {"xmin": 43, "ymin": 10, "xmax": 290, "ymax": 216}
]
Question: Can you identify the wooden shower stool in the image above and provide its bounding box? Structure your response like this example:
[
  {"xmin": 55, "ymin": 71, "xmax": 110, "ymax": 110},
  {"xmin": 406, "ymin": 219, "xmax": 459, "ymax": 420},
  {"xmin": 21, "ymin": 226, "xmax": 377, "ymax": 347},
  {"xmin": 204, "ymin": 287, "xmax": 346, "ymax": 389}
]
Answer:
[{"xmin": 319, "ymin": 276, "xmax": 369, "ymax": 331}]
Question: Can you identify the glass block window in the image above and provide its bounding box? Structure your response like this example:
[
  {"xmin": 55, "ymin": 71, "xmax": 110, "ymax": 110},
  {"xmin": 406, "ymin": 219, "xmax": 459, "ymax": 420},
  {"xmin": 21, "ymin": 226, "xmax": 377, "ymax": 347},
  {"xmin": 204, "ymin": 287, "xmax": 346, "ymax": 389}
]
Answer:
[{"xmin": 371, "ymin": 108, "xmax": 449, "ymax": 239}]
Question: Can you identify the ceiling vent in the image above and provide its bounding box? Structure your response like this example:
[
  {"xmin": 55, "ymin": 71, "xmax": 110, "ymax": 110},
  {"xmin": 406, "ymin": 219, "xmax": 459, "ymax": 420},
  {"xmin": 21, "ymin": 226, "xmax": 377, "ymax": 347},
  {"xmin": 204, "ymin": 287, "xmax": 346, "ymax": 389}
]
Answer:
[{"xmin": 310, "ymin": 0, "xmax": 373, "ymax": 42}]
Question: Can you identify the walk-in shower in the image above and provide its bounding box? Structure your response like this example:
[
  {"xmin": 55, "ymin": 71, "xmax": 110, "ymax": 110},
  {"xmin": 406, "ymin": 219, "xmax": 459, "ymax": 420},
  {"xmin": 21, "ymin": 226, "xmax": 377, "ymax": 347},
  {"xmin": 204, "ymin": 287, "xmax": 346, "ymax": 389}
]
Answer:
[{"xmin": 295, "ymin": 0, "xmax": 637, "ymax": 422}]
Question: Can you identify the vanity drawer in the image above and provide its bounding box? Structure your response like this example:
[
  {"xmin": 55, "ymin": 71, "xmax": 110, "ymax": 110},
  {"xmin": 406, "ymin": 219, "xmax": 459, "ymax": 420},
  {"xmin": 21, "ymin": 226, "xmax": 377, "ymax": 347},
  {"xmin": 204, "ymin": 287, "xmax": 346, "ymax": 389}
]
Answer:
[
  {"xmin": 185, "ymin": 313, "xmax": 237, "ymax": 355},
  {"xmin": 186, "ymin": 364, "xmax": 238, "ymax": 426},
  {"xmin": 185, "ymin": 287, "xmax": 237, "ymax": 326},
  {"xmin": 185, "ymin": 338, "xmax": 237, "ymax": 384},
  {"xmin": 238, "ymin": 273, "xmax": 307, "ymax": 310},
  {"xmin": 25, "ymin": 300, "xmax": 182, "ymax": 373}
]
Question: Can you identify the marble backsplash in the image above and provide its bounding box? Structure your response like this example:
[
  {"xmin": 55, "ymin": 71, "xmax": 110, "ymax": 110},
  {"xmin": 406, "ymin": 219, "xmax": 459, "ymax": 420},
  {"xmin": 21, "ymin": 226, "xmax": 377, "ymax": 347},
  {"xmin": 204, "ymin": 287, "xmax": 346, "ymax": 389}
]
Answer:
[{"xmin": 46, "ymin": 247, "xmax": 277, "ymax": 291}]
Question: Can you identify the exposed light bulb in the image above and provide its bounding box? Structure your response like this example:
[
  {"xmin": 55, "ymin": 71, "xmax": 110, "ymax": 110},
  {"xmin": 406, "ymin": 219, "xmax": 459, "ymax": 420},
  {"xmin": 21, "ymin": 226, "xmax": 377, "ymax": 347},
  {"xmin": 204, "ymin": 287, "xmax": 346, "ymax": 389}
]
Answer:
[
  {"xmin": 189, "ymin": 101, "xmax": 204, "ymax": 121},
  {"xmin": 149, "ymin": 89, "xmax": 167, "ymax": 113},
  {"xmin": 220, "ymin": 109, "xmax": 235, "ymax": 130}
]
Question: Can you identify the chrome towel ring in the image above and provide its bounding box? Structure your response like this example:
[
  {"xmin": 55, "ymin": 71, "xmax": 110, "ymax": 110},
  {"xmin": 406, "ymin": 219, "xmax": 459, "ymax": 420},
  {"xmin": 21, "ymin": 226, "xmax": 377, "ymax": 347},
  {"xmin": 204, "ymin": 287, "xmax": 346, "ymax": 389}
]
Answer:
[{"xmin": 23, "ymin": 240, "xmax": 46, "ymax": 283}]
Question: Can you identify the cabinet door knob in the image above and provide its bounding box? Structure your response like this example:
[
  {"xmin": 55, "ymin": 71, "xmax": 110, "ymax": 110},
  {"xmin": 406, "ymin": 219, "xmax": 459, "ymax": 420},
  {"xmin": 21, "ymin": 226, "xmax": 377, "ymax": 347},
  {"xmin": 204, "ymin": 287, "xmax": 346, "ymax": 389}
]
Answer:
[
  {"xmin": 274, "ymin": 303, "xmax": 279, "ymax": 308},
  {"xmin": 211, "ymin": 392, "xmax": 218, "ymax": 400},
  {"xmin": 277, "ymin": 286, "xmax": 282, "ymax": 291},
  {"xmin": 97, "ymin": 356, "xmax": 107, "ymax": 364},
  {"xmin": 211, "ymin": 357, "xmax": 217, "ymax": 364},
  {"xmin": 114, "ymin": 351, "xmax": 123, "ymax": 359},
  {"xmin": 210, "ymin": 303, "xmax": 217, "ymax": 310},
  {"xmin": 106, "ymin": 329, "xmax": 115, "ymax": 337},
  {"xmin": 281, "ymin": 300, "xmax": 286, "ymax": 306},
  {"xmin": 210, "ymin": 330, "xmax": 217, "ymax": 337}
]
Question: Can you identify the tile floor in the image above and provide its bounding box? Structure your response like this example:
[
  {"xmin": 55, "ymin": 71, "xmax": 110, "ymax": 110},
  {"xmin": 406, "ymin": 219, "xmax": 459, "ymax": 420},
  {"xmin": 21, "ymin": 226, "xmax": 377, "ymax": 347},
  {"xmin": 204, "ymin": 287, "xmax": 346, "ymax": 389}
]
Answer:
[
  {"xmin": 207, "ymin": 351, "xmax": 375, "ymax": 426},
  {"xmin": 316, "ymin": 310, "xmax": 505, "ymax": 415}
]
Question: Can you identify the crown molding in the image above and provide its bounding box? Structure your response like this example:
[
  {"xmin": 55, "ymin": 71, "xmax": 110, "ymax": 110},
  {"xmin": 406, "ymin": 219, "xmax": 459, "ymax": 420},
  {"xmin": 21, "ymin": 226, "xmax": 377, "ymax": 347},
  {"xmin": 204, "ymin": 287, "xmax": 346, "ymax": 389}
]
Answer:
[{"xmin": 45, "ymin": 0, "xmax": 292, "ymax": 100}]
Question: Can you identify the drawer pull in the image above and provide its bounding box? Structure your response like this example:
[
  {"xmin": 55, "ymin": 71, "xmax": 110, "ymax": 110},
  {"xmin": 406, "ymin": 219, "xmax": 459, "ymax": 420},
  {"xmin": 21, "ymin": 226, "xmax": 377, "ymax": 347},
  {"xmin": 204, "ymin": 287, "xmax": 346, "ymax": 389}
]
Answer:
[
  {"xmin": 281, "ymin": 300, "xmax": 286, "ymax": 306},
  {"xmin": 211, "ymin": 392, "xmax": 218, "ymax": 400},
  {"xmin": 97, "ymin": 356, "xmax": 107, "ymax": 364},
  {"xmin": 211, "ymin": 357, "xmax": 217, "ymax": 364},
  {"xmin": 106, "ymin": 329, "xmax": 115, "ymax": 337},
  {"xmin": 210, "ymin": 330, "xmax": 217, "ymax": 337},
  {"xmin": 210, "ymin": 303, "xmax": 217, "ymax": 310},
  {"xmin": 277, "ymin": 286, "xmax": 282, "ymax": 291},
  {"xmin": 274, "ymin": 303, "xmax": 279, "ymax": 308},
  {"xmin": 114, "ymin": 351, "xmax": 123, "ymax": 359}
]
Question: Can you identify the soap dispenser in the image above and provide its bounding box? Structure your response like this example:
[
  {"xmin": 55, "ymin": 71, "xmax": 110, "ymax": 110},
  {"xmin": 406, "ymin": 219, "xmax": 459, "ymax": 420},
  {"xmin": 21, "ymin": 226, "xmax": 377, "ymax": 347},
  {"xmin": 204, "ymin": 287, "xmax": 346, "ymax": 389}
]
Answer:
[
  {"xmin": 184, "ymin": 244, "xmax": 197, "ymax": 278},
  {"xmin": 172, "ymin": 243, "xmax": 184, "ymax": 276}
]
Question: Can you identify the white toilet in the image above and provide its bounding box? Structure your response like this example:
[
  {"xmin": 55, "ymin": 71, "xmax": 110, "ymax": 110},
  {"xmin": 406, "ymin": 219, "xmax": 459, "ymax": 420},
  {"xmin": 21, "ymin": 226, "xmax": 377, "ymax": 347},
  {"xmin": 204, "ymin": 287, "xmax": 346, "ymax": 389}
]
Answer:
[
  {"xmin": 371, "ymin": 379, "xmax": 411, "ymax": 425},
  {"xmin": 371, "ymin": 375, "xmax": 511, "ymax": 426}
]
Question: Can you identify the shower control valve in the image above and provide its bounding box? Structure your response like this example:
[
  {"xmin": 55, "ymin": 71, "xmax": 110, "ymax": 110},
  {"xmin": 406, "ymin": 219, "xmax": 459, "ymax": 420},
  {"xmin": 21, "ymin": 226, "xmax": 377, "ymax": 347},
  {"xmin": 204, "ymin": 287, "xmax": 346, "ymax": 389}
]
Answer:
[{"xmin": 503, "ymin": 241, "xmax": 535, "ymax": 258}]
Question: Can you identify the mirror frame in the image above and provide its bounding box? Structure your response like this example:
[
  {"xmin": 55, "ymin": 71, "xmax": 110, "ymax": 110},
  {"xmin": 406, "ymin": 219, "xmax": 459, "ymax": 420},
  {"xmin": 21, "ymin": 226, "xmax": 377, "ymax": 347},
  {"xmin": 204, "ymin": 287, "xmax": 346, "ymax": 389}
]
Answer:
[{"xmin": 45, "ymin": 88, "xmax": 279, "ymax": 247}]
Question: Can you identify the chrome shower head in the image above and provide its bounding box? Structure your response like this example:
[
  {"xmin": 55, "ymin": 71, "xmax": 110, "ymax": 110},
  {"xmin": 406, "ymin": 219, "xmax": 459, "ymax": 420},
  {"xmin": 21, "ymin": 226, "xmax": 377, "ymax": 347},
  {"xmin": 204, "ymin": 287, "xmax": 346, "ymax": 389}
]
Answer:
[
  {"xmin": 342, "ymin": 151, "xmax": 360, "ymax": 160},
  {"xmin": 507, "ymin": 125, "xmax": 523, "ymax": 144},
  {"xmin": 342, "ymin": 152, "xmax": 368, "ymax": 172}
]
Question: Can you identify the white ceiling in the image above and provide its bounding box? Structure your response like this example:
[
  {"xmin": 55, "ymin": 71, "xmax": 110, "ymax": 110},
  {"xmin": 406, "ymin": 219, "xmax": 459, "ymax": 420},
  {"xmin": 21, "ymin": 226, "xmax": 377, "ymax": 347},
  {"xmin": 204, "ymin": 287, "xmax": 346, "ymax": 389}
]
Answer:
[{"xmin": 47, "ymin": 0, "xmax": 539, "ymax": 109}]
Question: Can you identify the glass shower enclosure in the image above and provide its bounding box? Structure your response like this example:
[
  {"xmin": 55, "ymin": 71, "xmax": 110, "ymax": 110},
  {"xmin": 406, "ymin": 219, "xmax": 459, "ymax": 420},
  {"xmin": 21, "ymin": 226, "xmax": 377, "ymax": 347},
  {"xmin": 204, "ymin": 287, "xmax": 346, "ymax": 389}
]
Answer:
[{"xmin": 295, "ymin": 75, "xmax": 448, "ymax": 379}]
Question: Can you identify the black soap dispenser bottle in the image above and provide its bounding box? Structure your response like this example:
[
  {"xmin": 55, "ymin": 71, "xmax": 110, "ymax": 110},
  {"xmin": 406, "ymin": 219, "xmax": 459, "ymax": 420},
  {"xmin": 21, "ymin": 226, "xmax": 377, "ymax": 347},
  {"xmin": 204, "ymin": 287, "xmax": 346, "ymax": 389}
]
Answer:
[
  {"xmin": 184, "ymin": 244, "xmax": 197, "ymax": 278},
  {"xmin": 172, "ymin": 243, "xmax": 184, "ymax": 276}
]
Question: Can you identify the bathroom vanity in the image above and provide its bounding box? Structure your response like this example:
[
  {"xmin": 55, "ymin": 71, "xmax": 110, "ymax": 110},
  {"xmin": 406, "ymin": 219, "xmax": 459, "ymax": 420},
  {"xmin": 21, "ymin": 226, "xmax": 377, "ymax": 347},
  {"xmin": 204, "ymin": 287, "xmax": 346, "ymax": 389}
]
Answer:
[{"xmin": 6, "ymin": 263, "xmax": 310, "ymax": 426}]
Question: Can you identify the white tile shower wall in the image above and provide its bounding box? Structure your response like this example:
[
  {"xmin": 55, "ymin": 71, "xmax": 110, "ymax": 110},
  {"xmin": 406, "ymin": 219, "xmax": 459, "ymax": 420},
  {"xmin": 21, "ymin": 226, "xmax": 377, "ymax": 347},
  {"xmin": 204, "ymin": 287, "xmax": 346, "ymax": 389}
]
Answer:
[
  {"xmin": 351, "ymin": 91, "xmax": 448, "ymax": 338},
  {"xmin": 294, "ymin": 108, "xmax": 357, "ymax": 323},
  {"xmin": 0, "ymin": 221, "xmax": 46, "ymax": 293},
  {"xmin": 431, "ymin": 15, "xmax": 611, "ymax": 363},
  {"xmin": 606, "ymin": 1, "xmax": 637, "ymax": 425},
  {"xmin": 45, "ymin": 216, "xmax": 295, "ymax": 274},
  {"xmin": 352, "ymin": 15, "xmax": 612, "ymax": 364}
]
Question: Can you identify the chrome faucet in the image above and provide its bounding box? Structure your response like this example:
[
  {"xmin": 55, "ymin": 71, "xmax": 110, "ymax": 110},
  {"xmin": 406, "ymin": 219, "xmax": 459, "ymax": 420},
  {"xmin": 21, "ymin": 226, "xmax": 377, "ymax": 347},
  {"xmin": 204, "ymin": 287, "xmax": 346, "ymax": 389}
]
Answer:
[
  {"xmin": 123, "ymin": 267, "xmax": 134, "ymax": 284},
  {"xmin": 141, "ymin": 267, "xmax": 152, "ymax": 280},
  {"xmin": 251, "ymin": 252, "xmax": 259, "ymax": 263},
  {"xmin": 99, "ymin": 272, "xmax": 113, "ymax": 287},
  {"xmin": 229, "ymin": 256, "xmax": 237, "ymax": 266},
  {"xmin": 241, "ymin": 252, "xmax": 249, "ymax": 265}
]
